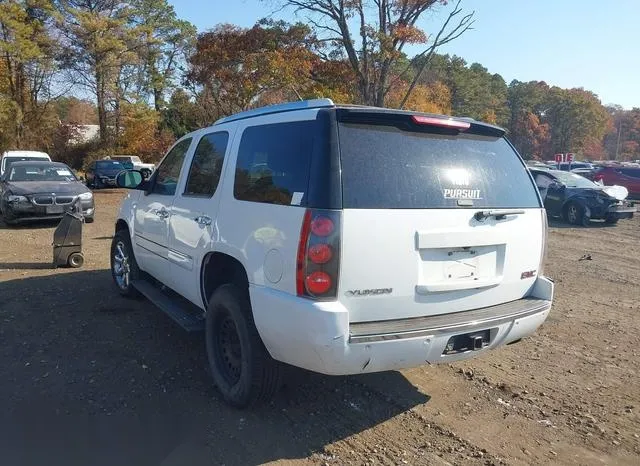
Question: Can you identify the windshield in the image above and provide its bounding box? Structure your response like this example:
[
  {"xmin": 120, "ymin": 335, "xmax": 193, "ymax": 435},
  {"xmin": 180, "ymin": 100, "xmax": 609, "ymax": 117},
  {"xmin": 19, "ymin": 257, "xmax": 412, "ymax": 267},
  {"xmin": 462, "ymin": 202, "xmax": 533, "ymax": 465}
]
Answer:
[
  {"xmin": 553, "ymin": 171, "xmax": 598, "ymax": 188},
  {"xmin": 96, "ymin": 160, "xmax": 125, "ymax": 170},
  {"xmin": 4, "ymin": 157, "xmax": 48, "ymax": 171},
  {"xmin": 338, "ymin": 122, "xmax": 541, "ymax": 209},
  {"xmin": 8, "ymin": 164, "xmax": 77, "ymax": 182}
]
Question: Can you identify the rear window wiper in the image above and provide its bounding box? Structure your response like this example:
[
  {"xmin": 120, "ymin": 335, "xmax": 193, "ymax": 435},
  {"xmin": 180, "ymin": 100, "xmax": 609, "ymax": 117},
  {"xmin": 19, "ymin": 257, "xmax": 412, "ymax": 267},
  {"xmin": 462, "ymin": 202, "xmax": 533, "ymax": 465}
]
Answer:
[{"xmin": 474, "ymin": 209, "xmax": 525, "ymax": 221}]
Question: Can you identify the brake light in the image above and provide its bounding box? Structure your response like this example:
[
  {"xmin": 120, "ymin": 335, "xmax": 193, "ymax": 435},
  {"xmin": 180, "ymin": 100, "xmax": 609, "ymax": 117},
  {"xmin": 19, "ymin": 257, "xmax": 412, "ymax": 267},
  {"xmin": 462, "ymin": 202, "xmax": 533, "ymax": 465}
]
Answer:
[
  {"xmin": 305, "ymin": 272, "xmax": 332, "ymax": 295},
  {"xmin": 308, "ymin": 243, "xmax": 333, "ymax": 264},
  {"xmin": 311, "ymin": 216, "xmax": 334, "ymax": 236},
  {"xmin": 411, "ymin": 115, "xmax": 470, "ymax": 130},
  {"xmin": 297, "ymin": 209, "xmax": 341, "ymax": 299}
]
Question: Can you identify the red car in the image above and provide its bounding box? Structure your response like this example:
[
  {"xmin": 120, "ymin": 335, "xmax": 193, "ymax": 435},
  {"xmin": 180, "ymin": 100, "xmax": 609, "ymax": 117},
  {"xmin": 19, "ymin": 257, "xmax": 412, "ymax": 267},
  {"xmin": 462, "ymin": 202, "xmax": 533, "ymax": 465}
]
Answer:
[{"xmin": 593, "ymin": 166, "xmax": 640, "ymax": 199}]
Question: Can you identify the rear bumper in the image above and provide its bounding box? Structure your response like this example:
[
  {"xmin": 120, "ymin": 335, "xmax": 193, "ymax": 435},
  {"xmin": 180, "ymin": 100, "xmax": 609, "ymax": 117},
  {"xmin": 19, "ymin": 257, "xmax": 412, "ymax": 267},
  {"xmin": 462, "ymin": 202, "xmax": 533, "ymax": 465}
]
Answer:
[{"xmin": 251, "ymin": 276, "xmax": 554, "ymax": 375}]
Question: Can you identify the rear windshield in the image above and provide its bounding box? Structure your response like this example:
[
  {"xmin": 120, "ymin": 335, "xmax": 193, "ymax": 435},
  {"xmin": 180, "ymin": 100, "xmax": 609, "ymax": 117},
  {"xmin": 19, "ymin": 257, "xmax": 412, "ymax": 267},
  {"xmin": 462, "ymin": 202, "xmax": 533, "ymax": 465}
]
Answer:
[{"xmin": 338, "ymin": 123, "xmax": 541, "ymax": 209}]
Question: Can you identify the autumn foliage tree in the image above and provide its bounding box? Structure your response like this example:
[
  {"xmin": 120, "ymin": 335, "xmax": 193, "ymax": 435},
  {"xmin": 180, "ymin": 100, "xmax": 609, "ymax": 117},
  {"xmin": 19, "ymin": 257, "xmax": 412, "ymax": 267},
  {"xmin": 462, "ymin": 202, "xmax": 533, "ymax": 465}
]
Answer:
[
  {"xmin": 188, "ymin": 20, "xmax": 319, "ymax": 116},
  {"xmin": 267, "ymin": 0, "xmax": 474, "ymax": 106}
]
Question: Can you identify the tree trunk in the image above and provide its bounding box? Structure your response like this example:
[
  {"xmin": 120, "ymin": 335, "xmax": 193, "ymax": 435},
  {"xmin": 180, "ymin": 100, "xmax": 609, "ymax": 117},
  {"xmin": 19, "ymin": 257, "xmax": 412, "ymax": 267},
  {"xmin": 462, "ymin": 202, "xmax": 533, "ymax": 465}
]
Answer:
[{"xmin": 96, "ymin": 69, "xmax": 108, "ymax": 145}]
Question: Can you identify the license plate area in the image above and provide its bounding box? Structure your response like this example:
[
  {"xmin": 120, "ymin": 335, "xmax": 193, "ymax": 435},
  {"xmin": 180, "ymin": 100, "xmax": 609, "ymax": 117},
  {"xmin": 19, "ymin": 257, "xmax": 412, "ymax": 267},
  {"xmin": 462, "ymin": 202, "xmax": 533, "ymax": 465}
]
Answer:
[
  {"xmin": 46, "ymin": 205, "xmax": 64, "ymax": 214},
  {"xmin": 442, "ymin": 329, "xmax": 493, "ymax": 355}
]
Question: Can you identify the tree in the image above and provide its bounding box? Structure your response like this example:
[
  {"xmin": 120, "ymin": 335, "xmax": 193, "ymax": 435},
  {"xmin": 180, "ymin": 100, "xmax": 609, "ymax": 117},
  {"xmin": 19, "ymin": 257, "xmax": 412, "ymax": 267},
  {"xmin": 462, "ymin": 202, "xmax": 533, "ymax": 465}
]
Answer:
[
  {"xmin": 56, "ymin": 0, "xmax": 137, "ymax": 144},
  {"xmin": 118, "ymin": 101, "xmax": 173, "ymax": 161},
  {"xmin": 543, "ymin": 87, "xmax": 610, "ymax": 156},
  {"xmin": 509, "ymin": 110, "xmax": 550, "ymax": 160},
  {"xmin": 188, "ymin": 20, "xmax": 319, "ymax": 115},
  {"xmin": 0, "ymin": 0, "xmax": 58, "ymax": 147},
  {"xmin": 129, "ymin": 0, "xmax": 196, "ymax": 111},
  {"xmin": 268, "ymin": 0, "xmax": 473, "ymax": 106}
]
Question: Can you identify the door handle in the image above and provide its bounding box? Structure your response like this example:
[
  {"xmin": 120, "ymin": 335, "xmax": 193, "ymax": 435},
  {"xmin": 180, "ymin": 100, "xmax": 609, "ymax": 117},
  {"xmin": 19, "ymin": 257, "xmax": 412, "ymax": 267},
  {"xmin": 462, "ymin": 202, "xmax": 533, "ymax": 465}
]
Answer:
[
  {"xmin": 194, "ymin": 215, "xmax": 212, "ymax": 226},
  {"xmin": 155, "ymin": 208, "xmax": 169, "ymax": 219}
]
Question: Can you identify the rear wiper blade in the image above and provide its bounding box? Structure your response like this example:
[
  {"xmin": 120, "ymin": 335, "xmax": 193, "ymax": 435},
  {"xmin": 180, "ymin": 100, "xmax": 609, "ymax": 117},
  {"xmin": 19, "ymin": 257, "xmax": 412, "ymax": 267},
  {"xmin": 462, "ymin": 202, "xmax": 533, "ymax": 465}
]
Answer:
[{"xmin": 474, "ymin": 209, "xmax": 525, "ymax": 221}]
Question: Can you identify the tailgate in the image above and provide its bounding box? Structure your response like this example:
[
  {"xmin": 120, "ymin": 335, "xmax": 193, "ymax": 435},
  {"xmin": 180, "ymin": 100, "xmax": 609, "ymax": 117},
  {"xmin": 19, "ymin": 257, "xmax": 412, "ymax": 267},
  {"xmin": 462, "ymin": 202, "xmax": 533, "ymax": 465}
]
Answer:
[{"xmin": 339, "ymin": 209, "xmax": 543, "ymax": 322}]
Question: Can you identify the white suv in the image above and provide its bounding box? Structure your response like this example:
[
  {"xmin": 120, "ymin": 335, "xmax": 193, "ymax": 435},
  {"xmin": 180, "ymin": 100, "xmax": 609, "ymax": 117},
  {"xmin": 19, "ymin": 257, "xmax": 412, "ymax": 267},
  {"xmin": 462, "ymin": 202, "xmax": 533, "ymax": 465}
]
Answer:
[{"xmin": 111, "ymin": 99, "xmax": 554, "ymax": 407}]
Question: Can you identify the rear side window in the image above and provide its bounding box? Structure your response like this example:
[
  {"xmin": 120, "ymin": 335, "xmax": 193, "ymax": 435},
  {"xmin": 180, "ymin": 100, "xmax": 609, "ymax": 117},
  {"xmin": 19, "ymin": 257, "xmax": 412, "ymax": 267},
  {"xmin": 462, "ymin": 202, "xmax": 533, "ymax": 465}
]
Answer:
[
  {"xmin": 184, "ymin": 132, "xmax": 229, "ymax": 197},
  {"xmin": 234, "ymin": 121, "xmax": 314, "ymax": 205},
  {"xmin": 338, "ymin": 123, "xmax": 541, "ymax": 209}
]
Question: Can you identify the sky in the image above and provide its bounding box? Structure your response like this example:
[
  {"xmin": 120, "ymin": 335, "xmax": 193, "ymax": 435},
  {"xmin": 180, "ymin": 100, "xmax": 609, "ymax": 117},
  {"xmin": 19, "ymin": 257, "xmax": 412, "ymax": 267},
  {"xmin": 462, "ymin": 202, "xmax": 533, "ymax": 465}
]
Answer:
[{"xmin": 168, "ymin": 0, "xmax": 640, "ymax": 109}]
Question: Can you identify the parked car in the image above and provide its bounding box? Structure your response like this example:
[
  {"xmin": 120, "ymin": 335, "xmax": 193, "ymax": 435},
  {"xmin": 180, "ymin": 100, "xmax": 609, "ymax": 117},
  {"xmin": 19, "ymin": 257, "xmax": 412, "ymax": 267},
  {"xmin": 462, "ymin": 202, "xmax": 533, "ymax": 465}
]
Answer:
[
  {"xmin": 529, "ymin": 168, "xmax": 635, "ymax": 225},
  {"xmin": 110, "ymin": 155, "xmax": 155, "ymax": 178},
  {"xmin": 85, "ymin": 160, "xmax": 127, "ymax": 189},
  {"xmin": 592, "ymin": 166, "xmax": 640, "ymax": 200},
  {"xmin": 111, "ymin": 99, "xmax": 554, "ymax": 407},
  {"xmin": 553, "ymin": 162, "xmax": 593, "ymax": 171},
  {"xmin": 1, "ymin": 150, "xmax": 51, "ymax": 176},
  {"xmin": 0, "ymin": 161, "xmax": 94, "ymax": 224}
]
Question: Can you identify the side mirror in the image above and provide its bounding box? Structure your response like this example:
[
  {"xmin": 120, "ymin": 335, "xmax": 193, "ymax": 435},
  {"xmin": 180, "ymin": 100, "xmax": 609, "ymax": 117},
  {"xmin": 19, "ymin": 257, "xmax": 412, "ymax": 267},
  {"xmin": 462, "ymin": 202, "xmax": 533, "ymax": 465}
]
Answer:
[{"xmin": 116, "ymin": 170, "xmax": 144, "ymax": 189}]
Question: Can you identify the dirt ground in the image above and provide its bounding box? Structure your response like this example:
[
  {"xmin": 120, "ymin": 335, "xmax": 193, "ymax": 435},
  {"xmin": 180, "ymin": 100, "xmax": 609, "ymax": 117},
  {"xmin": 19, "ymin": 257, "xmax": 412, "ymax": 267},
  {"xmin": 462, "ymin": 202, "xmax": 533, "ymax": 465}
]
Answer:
[{"xmin": 0, "ymin": 190, "xmax": 638, "ymax": 466}]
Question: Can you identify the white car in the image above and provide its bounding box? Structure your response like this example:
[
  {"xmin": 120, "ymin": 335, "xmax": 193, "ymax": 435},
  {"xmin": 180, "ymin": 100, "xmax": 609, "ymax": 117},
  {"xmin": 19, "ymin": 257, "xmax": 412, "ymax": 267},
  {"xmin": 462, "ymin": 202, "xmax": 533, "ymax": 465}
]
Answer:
[
  {"xmin": 1, "ymin": 150, "xmax": 51, "ymax": 176},
  {"xmin": 111, "ymin": 99, "xmax": 554, "ymax": 407}
]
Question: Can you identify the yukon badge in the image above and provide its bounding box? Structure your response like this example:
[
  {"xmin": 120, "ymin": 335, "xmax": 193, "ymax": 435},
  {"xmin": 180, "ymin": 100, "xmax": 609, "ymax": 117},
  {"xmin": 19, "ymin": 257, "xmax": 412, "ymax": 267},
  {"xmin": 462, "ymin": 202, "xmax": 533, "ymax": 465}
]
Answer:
[{"xmin": 346, "ymin": 288, "xmax": 393, "ymax": 297}]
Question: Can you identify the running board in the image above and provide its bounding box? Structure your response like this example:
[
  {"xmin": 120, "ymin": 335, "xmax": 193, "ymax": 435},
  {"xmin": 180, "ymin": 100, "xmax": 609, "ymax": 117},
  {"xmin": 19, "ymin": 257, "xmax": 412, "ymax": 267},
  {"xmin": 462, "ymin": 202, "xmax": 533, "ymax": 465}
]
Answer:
[{"xmin": 132, "ymin": 279, "xmax": 205, "ymax": 332}]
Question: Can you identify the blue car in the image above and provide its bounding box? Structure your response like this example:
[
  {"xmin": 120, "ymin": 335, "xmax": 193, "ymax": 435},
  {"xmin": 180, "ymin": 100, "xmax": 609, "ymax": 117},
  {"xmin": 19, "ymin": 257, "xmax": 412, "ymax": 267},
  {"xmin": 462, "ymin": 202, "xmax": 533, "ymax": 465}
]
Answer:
[
  {"xmin": 530, "ymin": 168, "xmax": 636, "ymax": 225},
  {"xmin": 85, "ymin": 160, "xmax": 126, "ymax": 189}
]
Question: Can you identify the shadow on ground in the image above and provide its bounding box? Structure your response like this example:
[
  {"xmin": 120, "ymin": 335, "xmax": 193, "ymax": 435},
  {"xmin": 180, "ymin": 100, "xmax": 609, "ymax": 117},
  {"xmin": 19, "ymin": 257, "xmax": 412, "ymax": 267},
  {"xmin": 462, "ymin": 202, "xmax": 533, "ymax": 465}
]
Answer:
[{"xmin": 0, "ymin": 270, "xmax": 429, "ymax": 466}]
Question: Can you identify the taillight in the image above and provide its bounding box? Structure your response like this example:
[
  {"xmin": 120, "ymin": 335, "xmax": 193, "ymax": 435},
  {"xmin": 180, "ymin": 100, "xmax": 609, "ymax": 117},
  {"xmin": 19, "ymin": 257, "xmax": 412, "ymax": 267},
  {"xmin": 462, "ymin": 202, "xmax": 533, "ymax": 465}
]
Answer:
[
  {"xmin": 411, "ymin": 115, "xmax": 471, "ymax": 130},
  {"xmin": 297, "ymin": 209, "xmax": 341, "ymax": 299},
  {"xmin": 539, "ymin": 209, "xmax": 548, "ymax": 275}
]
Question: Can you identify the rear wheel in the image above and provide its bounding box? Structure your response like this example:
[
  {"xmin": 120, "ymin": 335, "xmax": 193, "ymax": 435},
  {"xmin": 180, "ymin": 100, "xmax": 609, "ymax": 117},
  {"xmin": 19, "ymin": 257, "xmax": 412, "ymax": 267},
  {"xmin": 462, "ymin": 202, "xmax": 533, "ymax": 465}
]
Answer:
[
  {"xmin": 206, "ymin": 284, "xmax": 282, "ymax": 408},
  {"xmin": 110, "ymin": 230, "xmax": 140, "ymax": 297},
  {"xmin": 565, "ymin": 202, "xmax": 589, "ymax": 226}
]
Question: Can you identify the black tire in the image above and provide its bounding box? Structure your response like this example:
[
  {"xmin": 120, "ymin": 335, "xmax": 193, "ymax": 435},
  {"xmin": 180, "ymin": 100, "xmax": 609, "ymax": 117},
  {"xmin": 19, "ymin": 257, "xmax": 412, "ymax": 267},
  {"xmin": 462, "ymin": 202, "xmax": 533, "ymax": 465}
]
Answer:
[
  {"xmin": 1, "ymin": 206, "xmax": 17, "ymax": 225},
  {"xmin": 110, "ymin": 230, "xmax": 141, "ymax": 298},
  {"xmin": 84, "ymin": 216, "xmax": 94, "ymax": 224},
  {"xmin": 206, "ymin": 284, "xmax": 282, "ymax": 408},
  {"xmin": 67, "ymin": 252, "xmax": 84, "ymax": 268},
  {"xmin": 564, "ymin": 202, "xmax": 589, "ymax": 226},
  {"xmin": 604, "ymin": 215, "xmax": 619, "ymax": 225}
]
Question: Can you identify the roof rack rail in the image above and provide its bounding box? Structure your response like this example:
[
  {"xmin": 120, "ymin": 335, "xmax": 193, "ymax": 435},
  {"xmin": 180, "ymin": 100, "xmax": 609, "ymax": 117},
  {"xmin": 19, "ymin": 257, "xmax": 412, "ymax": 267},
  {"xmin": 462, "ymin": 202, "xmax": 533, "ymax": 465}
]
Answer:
[{"xmin": 215, "ymin": 98, "xmax": 335, "ymax": 125}]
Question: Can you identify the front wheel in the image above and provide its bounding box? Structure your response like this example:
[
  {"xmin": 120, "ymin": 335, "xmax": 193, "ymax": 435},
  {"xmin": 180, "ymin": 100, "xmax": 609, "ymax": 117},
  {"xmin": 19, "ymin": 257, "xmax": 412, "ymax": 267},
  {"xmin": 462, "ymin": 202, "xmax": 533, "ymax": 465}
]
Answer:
[
  {"xmin": 206, "ymin": 284, "xmax": 283, "ymax": 408},
  {"xmin": 565, "ymin": 202, "xmax": 590, "ymax": 226},
  {"xmin": 604, "ymin": 215, "xmax": 619, "ymax": 225},
  {"xmin": 110, "ymin": 230, "xmax": 141, "ymax": 297}
]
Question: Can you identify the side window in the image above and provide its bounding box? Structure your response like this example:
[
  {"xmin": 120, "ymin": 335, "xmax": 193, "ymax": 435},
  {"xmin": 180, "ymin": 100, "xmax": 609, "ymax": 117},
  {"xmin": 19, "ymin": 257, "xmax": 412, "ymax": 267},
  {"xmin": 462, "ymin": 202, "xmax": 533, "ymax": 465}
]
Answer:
[
  {"xmin": 152, "ymin": 138, "xmax": 192, "ymax": 196},
  {"xmin": 234, "ymin": 121, "xmax": 315, "ymax": 205},
  {"xmin": 184, "ymin": 132, "xmax": 229, "ymax": 197}
]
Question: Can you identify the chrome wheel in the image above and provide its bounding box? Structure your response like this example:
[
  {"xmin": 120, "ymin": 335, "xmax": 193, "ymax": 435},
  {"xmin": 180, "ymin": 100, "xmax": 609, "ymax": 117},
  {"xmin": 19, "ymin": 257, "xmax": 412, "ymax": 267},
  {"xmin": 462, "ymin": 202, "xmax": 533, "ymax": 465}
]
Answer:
[
  {"xmin": 112, "ymin": 240, "xmax": 131, "ymax": 290},
  {"xmin": 567, "ymin": 204, "xmax": 579, "ymax": 224}
]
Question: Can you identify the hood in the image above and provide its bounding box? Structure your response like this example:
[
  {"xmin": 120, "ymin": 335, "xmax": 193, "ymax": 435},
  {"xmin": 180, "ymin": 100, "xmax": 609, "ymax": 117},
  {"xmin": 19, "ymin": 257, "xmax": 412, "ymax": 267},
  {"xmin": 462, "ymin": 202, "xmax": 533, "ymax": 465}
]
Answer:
[
  {"xmin": 594, "ymin": 181, "xmax": 629, "ymax": 201},
  {"xmin": 5, "ymin": 181, "xmax": 89, "ymax": 196}
]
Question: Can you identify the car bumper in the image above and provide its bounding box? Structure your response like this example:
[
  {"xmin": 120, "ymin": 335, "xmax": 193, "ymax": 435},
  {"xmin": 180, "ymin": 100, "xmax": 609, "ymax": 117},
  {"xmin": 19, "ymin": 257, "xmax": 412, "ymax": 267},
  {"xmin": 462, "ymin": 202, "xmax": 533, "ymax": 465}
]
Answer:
[
  {"xmin": 251, "ymin": 276, "xmax": 554, "ymax": 375},
  {"xmin": 607, "ymin": 204, "xmax": 636, "ymax": 219},
  {"xmin": 5, "ymin": 199, "xmax": 94, "ymax": 221}
]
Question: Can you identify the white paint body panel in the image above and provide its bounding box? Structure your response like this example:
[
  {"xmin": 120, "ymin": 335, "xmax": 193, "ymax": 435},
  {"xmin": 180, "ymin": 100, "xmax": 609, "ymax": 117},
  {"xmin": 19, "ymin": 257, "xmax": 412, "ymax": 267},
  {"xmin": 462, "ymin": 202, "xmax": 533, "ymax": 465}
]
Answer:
[{"xmin": 339, "ymin": 208, "xmax": 544, "ymax": 323}]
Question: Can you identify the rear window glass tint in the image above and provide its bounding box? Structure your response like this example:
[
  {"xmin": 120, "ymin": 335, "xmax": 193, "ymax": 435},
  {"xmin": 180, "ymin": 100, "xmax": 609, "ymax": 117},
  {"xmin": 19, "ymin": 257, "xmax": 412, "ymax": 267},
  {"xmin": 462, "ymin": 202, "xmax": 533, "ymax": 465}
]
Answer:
[
  {"xmin": 338, "ymin": 123, "xmax": 540, "ymax": 209},
  {"xmin": 234, "ymin": 121, "xmax": 314, "ymax": 205}
]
